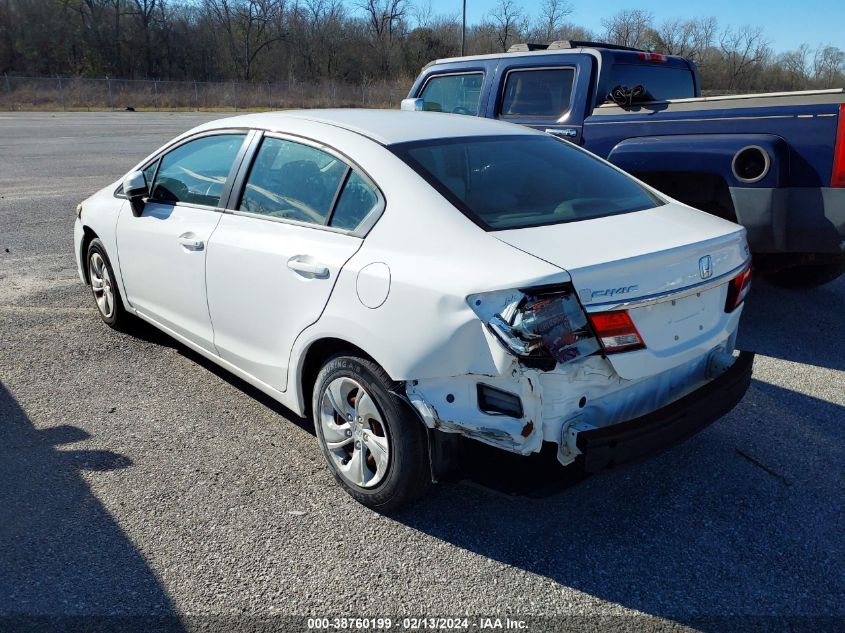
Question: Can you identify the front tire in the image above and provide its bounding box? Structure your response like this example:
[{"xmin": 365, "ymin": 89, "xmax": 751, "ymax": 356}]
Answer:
[
  {"xmin": 86, "ymin": 238, "xmax": 128, "ymax": 329},
  {"xmin": 312, "ymin": 355, "xmax": 430, "ymax": 512}
]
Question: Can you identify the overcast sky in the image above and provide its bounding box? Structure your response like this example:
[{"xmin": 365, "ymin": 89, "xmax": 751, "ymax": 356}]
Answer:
[{"xmin": 422, "ymin": 0, "xmax": 845, "ymax": 52}]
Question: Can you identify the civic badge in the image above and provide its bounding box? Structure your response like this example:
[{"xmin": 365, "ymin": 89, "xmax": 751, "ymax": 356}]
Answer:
[{"xmin": 699, "ymin": 255, "xmax": 713, "ymax": 280}]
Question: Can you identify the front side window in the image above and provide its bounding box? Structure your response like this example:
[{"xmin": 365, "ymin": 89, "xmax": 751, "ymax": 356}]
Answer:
[
  {"xmin": 391, "ymin": 135, "xmax": 662, "ymax": 230},
  {"xmin": 142, "ymin": 160, "xmax": 159, "ymax": 192},
  {"xmin": 500, "ymin": 68, "xmax": 575, "ymax": 118},
  {"xmin": 419, "ymin": 73, "xmax": 483, "ymax": 115},
  {"xmin": 150, "ymin": 134, "xmax": 246, "ymax": 207}
]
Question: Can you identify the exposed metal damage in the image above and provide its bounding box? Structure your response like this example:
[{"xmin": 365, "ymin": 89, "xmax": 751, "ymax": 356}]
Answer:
[{"xmin": 406, "ymin": 342, "xmax": 737, "ymax": 467}]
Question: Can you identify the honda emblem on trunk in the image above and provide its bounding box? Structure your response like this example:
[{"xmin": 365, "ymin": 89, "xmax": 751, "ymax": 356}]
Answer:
[{"xmin": 699, "ymin": 255, "xmax": 713, "ymax": 280}]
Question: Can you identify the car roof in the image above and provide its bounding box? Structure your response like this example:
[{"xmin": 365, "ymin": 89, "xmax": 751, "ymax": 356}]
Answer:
[
  {"xmin": 427, "ymin": 47, "xmax": 591, "ymax": 66},
  {"xmin": 200, "ymin": 109, "xmax": 538, "ymax": 145},
  {"xmin": 424, "ymin": 46, "xmax": 689, "ymax": 70}
]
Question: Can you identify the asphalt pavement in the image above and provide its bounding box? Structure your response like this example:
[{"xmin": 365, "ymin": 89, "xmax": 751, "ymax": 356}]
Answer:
[{"xmin": 0, "ymin": 112, "xmax": 843, "ymax": 632}]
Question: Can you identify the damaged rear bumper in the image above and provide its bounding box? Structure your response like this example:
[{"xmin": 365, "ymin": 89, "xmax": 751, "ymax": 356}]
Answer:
[{"xmin": 574, "ymin": 351, "xmax": 754, "ymax": 472}]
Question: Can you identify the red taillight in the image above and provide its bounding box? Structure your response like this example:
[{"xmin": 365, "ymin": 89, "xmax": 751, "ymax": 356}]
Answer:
[
  {"xmin": 832, "ymin": 103, "xmax": 845, "ymax": 188},
  {"xmin": 587, "ymin": 310, "xmax": 645, "ymax": 353},
  {"xmin": 637, "ymin": 52, "xmax": 667, "ymax": 62},
  {"xmin": 725, "ymin": 266, "xmax": 753, "ymax": 312}
]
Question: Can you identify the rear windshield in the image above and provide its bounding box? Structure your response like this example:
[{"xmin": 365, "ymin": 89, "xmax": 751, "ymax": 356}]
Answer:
[
  {"xmin": 606, "ymin": 64, "xmax": 695, "ymax": 101},
  {"xmin": 390, "ymin": 135, "xmax": 662, "ymax": 230}
]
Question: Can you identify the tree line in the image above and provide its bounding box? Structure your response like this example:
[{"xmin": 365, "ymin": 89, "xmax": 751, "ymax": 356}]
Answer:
[{"xmin": 1, "ymin": 0, "xmax": 843, "ymax": 93}]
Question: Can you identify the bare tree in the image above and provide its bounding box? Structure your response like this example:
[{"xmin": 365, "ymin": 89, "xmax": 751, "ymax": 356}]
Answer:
[
  {"xmin": 650, "ymin": 17, "xmax": 717, "ymax": 67},
  {"xmin": 488, "ymin": 0, "xmax": 526, "ymax": 52},
  {"xmin": 357, "ymin": 0, "xmax": 407, "ymax": 74},
  {"xmin": 813, "ymin": 45, "xmax": 845, "ymax": 86},
  {"xmin": 411, "ymin": 0, "xmax": 433, "ymax": 29},
  {"xmin": 537, "ymin": 0, "xmax": 572, "ymax": 42},
  {"xmin": 205, "ymin": 0, "xmax": 286, "ymax": 80},
  {"xmin": 778, "ymin": 44, "xmax": 811, "ymax": 89},
  {"xmin": 128, "ymin": 0, "xmax": 159, "ymax": 77},
  {"xmin": 601, "ymin": 9, "xmax": 653, "ymax": 49},
  {"xmin": 690, "ymin": 16, "xmax": 718, "ymax": 64},
  {"xmin": 290, "ymin": 0, "xmax": 345, "ymax": 78},
  {"xmin": 0, "ymin": 0, "xmax": 17, "ymax": 73},
  {"xmin": 719, "ymin": 24, "xmax": 768, "ymax": 90}
]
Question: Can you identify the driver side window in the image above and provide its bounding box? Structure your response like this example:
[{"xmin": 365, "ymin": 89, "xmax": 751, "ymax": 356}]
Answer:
[
  {"xmin": 419, "ymin": 73, "xmax": 483, "ymax": 115},
  {"xmin": 150, "ymin": 133, "xmax": 246, "ymax": 207},
  {"xmin": 238, "ymin": 137, "xmax": 347, "ymax": 225}
]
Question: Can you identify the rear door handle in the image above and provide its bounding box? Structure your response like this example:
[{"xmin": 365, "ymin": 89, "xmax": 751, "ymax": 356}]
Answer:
[
  {"xmin": 287, "ymin": 256, "xmax": 329, "ymax": 279},
  {"xmin": 177, "ymin": 233, "xmax": 204, "ymax": 251}
]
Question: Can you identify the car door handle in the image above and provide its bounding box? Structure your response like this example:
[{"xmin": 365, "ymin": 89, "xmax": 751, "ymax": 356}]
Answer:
[
  {"xmin": 287, "ymin": 256, "xmax": 329, "ymax": 279},
  {"xmin": 177, "ymin": 233, "xmax": 204, "ymax": 251}
]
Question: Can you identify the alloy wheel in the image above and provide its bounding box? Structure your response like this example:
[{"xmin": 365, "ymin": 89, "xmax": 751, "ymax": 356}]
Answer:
[
  {"xmin": 320, "ymin": 376, "xmax": 390, "ymax": 488},
  {"xmin": 89, "ymin": 252, "xmax": 115, "ymax": 319}
]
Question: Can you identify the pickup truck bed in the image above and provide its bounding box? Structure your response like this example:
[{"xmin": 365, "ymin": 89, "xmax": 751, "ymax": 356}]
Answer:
[
  {"xmin": 405, "ymin": 42, "xmax": 845, "ymax": 287},
  {"xmin": 588, "ymin": 89, "xmax": 845, "ymax": 254}
]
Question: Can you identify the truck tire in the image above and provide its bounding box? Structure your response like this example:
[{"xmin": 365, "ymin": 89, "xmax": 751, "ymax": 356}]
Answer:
[{"xmin": 764, "ymin": 254, "xmax": 845, "ymax": 288}]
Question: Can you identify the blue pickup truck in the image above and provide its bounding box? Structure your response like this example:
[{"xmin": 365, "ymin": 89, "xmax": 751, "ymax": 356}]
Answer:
[{"xmin": 404, "ymin": 41, "xmax": 845, "ymax": 287}]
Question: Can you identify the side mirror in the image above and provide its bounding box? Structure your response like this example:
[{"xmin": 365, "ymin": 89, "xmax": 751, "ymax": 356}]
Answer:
[
  {"xmin": 123, "ymin": 170, "xmax": 147, "ymax": 217},
  {"xmin": 400, "ymin": 98, "xmax": 424, "ymax": 112}
]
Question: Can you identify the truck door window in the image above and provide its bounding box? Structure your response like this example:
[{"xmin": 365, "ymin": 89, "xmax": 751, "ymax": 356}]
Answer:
[
  {"xmin": 500, "ymin": 68, "xmax": 575, "ymax": 119},
  {"xmin": 419, "ymin": 73, "xmax": 483, "ymax": 115}
]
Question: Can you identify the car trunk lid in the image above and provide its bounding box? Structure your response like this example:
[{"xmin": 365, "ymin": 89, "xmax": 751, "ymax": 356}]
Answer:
[{"xmin": 493, "ymin": 203, "xmax": 749, "ymax": 379}]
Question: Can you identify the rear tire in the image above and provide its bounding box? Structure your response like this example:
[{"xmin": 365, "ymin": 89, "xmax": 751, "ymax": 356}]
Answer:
[
  {"xmin": 86, "ymin": 238, "xmax": 129, "ymax": 329},
  {"xmin": 764, "ymin": 254, "xmax": 845, "ymax": 288},
  {"xmin": 312, "ymin": 354, "xmax": 431, "ymax": 512}
]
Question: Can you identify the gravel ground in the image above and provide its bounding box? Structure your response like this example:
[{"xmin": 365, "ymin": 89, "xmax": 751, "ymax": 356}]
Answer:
[{"xmin": 1, "ymin": 112, "xmax": 843, "ymax": 633}]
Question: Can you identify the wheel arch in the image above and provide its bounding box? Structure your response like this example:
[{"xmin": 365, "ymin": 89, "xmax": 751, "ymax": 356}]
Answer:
[
  {"xmin": 298, "ymin": 337, "xmax": 379, "ymax": 420},
  {"xmin": 298, "ymin": 335, "xmax": 440, "ymax": 486},
  {"xmin": 80, "ymin": 225, "xmax": 99, "ymax": 284}
]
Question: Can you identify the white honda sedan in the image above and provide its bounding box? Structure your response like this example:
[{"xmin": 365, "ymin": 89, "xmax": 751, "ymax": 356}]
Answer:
[{"xmin": 74, "ymin": 110, "xmax": 754, "ymax": 511}]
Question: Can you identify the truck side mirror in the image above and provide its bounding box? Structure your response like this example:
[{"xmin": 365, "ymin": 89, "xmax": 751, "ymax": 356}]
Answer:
[
  {"xmin": 123, "ymin": 171, "xmax": 147, "ymax": 217},
  {"xmin": 401, "ymin": 98, "xmax": 425, "ymax": 112}
]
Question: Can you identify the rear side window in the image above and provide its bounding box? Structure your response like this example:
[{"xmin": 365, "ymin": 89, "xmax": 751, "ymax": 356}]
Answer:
[
  {"xmin": 330, "ymin": 171, "xmax": 379, "ymax": 231},
  {"xmin": 239, "ymin": 137, "xmax": 347, "ymax": 225},
  {"xmin": 419, "ymin": 73, "xmax": 483, "ymax": 115},
  {"xmin": 607, "ymin": 64, "xmax": 695, "ymax": 101},
  {"xmin": 151, "ymin": 134, "xmax": 246, "ymax": 207},
  {"xmin": 500, "ymin": 68, "xmax": 575, "ymax": 118},
  {"xmin": 391, "ymin": 135, "xmax": 662, "ymax": 230},
  {"xmin": 238, "ymin": 136, "xmax": 379, "ymax": 231}
]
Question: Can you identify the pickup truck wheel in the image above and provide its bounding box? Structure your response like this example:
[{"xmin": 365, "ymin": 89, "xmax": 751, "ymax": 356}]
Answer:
[
  {"xmin": 313, "ymin": 354, "xmax": 431, "ymax": 512},
  {"xmin": 764, "ymin": 254, "xmax": 845, "ymax": 288}
]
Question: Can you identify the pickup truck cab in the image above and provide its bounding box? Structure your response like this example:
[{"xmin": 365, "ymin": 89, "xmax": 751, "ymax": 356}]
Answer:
[{"xmin": 405, "ymin": 40, "xmax": 845, "ymax": 287}]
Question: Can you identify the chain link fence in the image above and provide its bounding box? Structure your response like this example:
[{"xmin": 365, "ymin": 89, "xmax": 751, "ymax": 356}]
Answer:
[{"xmin": 0, "ymin": 75, "xmax": 407, "ymax": 111}]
